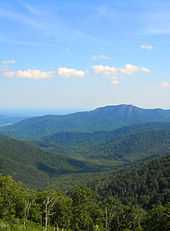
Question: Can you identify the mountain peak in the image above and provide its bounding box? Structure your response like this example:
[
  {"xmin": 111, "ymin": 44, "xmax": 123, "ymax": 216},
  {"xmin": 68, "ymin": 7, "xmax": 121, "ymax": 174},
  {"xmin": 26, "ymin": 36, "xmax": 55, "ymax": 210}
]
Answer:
[
  {"xmin": 1, "ymin": 104, "xmax": 170, "ymax": 139},
  {"xmin": 94, "ymin": 104, "xmax": 141, "ymax": 112}
]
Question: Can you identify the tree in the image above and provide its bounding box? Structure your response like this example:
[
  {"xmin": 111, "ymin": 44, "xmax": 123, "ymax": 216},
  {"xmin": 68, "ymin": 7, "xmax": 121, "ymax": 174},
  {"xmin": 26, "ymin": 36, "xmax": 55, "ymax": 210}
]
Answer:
[
  {"xmin": 70, "ymin": 186, "xmax": 103, "ymax": 231},
  {"xmin": 144, "ymin": 204, "xmax": 170, "ymax": 231},
  {"xmin": 0, "ymin": 176, "xmax": 28, "ymax": 220}
]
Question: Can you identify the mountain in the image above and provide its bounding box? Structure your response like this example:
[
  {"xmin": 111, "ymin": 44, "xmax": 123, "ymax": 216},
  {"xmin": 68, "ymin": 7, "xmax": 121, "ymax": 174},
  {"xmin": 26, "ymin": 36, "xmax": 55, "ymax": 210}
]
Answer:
[
  {"xmin": 36, "ymin": 122, "xmax": 170, "ymax": 190},
  {"xmin": 1, "ymin": 104, "xmax": 170, "ymax": 139},
  {"xmin": 38, "ymin": 122, "xmax": 170, "ymax": 162},
  {"xmin": 0, "ymin": 115, "xmax": 24, "ymax": 127},
  {"xmin": 1, "ymin": 122, "xmax": 170, "ymax": 189},
  {"xmin": 99, "ymin": 154, "xmax": 170, "ymax": 207},
  {"xmin": 0, "ymin": 135, "xmax": 112, "ymax": 188}
]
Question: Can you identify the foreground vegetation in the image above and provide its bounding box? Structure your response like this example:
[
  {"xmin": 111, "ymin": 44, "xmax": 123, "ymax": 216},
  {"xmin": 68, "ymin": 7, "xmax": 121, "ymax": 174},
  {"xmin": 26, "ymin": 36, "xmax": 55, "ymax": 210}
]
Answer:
[{"xmin": 0, "ymin": 154, "xmax": 169, "ymax": 231}]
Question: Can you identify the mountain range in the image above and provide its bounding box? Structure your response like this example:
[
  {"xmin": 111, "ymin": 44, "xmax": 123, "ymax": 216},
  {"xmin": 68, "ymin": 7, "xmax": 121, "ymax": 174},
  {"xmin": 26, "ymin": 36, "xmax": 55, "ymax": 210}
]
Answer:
[
  {"xmin": 38, "ymin": 122, "xmax": 170, "ymax": 160},
  {"xmin": 1, "ymin": 122, "xmax": 170, "ymax": 188},
  {"xmin": 1, "ymin": 104, "xmax": 170, "ymax": 139},
  {"xmin": 1, "ymin": 104, "xmax": 170, "ymax": 188},
  {"xmin": 0, "ymin": 114, "xmax": 24, "ymax": 127}
]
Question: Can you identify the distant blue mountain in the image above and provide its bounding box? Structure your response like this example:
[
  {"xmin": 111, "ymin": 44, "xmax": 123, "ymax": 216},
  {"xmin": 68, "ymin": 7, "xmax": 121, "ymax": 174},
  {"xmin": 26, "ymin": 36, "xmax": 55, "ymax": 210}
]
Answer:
[
  {"xmin": 1, "ymin": 104, "xmax": 170, "ymax": 139},
  {"xmin": 0, "ymin": 115, "xmax": 25, "ymax": 127}
]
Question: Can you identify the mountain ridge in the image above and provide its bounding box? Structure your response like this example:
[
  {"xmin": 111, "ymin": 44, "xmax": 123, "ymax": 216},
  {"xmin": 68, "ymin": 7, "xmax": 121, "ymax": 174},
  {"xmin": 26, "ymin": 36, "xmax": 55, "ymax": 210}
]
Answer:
[
  {"xmin": 1, "ymin": 121, "xmax": 170, "ymax": 188},
  {"xmin": 0, "ymin": 135, "xmax": 113, "ymax": 188},
  {"xmin": 1, "ymin": 104, "xmax": 170, "ymax": 139},
  {"xmin": 38, "ymin": 122, "xmax": 170, "ymax": 162}
]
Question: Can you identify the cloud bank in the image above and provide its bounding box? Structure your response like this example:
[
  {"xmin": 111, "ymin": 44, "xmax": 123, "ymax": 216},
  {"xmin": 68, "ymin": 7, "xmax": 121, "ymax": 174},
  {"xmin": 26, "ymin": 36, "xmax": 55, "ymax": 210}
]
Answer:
[
  {"xmin": 0, "ymin": 63, "xmax": 150, "ymax": 87},
  {"xmin": 93, "ymin": 64, "xmax": 151, "ymax": 75},
  {"xmin": 1, "ymin": 69, "xmax": 52, "ymax": 79},
  {"xmin": 93, "ymin": 64, "xmax": 150, "ymax": 87},
  {"xmin": 1, "ymin": 67, "xmax": 85, "ymax": 80}
]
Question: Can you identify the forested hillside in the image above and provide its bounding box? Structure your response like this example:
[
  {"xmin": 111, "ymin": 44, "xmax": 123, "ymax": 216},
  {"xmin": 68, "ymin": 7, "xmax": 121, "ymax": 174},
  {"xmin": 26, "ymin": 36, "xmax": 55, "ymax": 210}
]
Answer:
[
  {"xmin": 0, "ymin": 135, "xmax": 111, "ymax": 188},
  {"xmin": 0, "ymin": 154, "xmax": 169, "ymax": 231},
  {"xmin": 1, "ymin": 104, "xmax": 170, "ymax": 139},
  {"xmin": 99, "ymin": 155, "xmax": 170, "ymax": 208},
  {"xmin": 1, "ymin": 122, "xmax": 170, "ymax": 189},
  {"xmin": 1, "ymin": 107, "xmax": 170, "ymax": 230},
  {"xmin": 38, "ymin": 122, "xmax": 170, "ymax": 162}
]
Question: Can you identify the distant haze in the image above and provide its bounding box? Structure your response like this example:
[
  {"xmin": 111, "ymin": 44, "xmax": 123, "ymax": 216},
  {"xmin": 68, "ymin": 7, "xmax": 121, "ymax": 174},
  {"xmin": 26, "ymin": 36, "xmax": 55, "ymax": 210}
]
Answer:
[{"xmin": 0, "ymin": 108, "xmax": 87, "ymax": 117}]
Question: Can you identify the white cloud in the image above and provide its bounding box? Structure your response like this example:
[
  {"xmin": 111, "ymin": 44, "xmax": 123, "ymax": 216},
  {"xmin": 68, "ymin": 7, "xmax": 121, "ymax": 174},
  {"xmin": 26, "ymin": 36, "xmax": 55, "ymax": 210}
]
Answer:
[
  {"xmin": 1, "ymin": 64, "xmax": 150, "ymax": 82},
  {"xmin": 1, "ymin": 69, "xmax": 52, "ymax": 80},
  {"xmin": 120, "ymin": 64, "xmax": 151, "ymax": 74},
  {"xmin": 161, "ymin": 82, "xmax": 170, "ymax": 89},
  {"xmin": 93, "ymin": 64, "xmax": 150, "ymax": 87},
  {"xmin": 1, "ymin": 67, "xmax": 85, "ymax": 80},
  {"xmin": 93, "ymin": 65, "xmax": 118, "ymax": 75},
  {"xmin": 140, "ymin": 44, "xmax": 153, "ymax": 50},
  {"xmin": 0, "ymin": 59, "xmax": 16, "ymax": 65},
  {"xmin": 57, "ymin": 67, "xmax": 85, "ymax": 78},
  {"xmin": 93, "ymin": 64, "xmax": 151, "ymax": 75}
]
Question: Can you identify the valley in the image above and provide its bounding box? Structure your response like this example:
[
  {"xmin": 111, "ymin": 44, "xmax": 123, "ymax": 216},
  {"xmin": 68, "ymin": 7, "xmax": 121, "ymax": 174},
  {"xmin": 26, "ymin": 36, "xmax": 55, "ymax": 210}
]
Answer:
[
  {"xmin": 1, "ymin": 105, "xmax": 170, "ymax": 190},
  {"xmin": 0, "ymin": 105, "xmax": 169, "ymax": 230}
]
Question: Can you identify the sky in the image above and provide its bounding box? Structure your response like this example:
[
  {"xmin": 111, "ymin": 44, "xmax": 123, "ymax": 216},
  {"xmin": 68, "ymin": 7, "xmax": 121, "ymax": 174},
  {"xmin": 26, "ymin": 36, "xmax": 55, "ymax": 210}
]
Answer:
[{"xmin": 0, "ymin": 0, "xmax": 170, "ymax": 111}]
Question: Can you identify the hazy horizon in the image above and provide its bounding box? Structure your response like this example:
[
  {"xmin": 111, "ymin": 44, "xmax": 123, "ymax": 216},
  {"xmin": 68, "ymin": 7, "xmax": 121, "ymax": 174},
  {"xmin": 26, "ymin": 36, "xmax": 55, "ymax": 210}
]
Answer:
[{"xmin": 1, "ymin": 103, "xmax": 170, "ymax": 118}]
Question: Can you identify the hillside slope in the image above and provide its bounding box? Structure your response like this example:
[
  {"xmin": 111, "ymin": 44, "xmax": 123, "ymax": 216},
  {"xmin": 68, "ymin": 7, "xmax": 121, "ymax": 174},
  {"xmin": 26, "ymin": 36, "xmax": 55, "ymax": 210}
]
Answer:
[
  {"xmin": 38, "ymin": 122, "xmax": 170, "ymax": 162},
  {"xmin": 0, "ymin": 136, "xmax": 111, "ymax": 188},
  {"xmin": 99, "ymin": 155, "xmax": 170, "ymax": 207},
  {"xmin": 1, "ymin": 104, "xmax": 170, "ymax": 139},
  {"xmin": 0, "ymin": 114, "xmax": 24, "ymax": 127}
]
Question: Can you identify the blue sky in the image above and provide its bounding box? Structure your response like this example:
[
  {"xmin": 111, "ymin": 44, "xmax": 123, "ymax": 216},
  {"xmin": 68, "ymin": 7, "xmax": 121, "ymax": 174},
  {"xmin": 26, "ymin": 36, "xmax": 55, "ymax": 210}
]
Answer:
[{"xmin": 0, "ymin": 0, "xmax": 170, "ymax": 111}]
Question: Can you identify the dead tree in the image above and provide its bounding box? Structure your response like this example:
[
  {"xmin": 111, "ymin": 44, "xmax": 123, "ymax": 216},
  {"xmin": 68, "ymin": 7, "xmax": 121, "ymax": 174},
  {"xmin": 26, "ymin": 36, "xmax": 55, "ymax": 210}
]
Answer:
[
  {"xmin": 43, "ymin": 196, "xmax": 56, "ymax": 231},
  {"xmin": 24, "ymin": 200, "xmax": 32, "ymax": 230}
]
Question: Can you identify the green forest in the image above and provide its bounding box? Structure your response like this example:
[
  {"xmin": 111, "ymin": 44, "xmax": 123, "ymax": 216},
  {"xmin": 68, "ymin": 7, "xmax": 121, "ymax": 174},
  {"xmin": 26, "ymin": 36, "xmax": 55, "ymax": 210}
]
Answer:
[
  {"xmin": 0, "ymin": 107, "xmax": 170, "ymax": 230},
  {"xmin": 0, "ymin": 155, "xmax": 169, "ymax": 231}
]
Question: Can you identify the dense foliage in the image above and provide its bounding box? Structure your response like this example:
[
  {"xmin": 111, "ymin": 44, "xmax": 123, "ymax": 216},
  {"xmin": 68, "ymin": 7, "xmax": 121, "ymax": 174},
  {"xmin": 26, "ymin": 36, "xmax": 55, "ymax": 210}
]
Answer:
[
  {"xmin": 1, "ymin": 122, "xmax": 170, "ymax": 189},
  {"xmin": 0, "ymin": 107, "xmax": 170, "ymax": 230},
  {"xmin": 0, "ymin": 135, "xmax": 109, "ymax": 188},
  {"xmin": 38, "ymin": 122, "xmax": 170, "ymax": 162},
  {"xmin": 0, "ymin": 155, "xmax": 169, "ymax": 230},
  {"xmin": 99, "ymin": 155, "xmax": 170, "ymax": 208}
]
